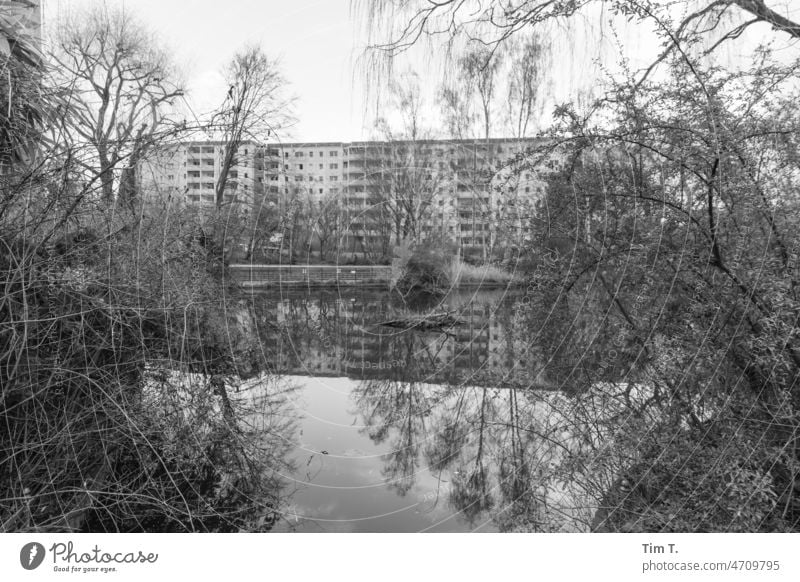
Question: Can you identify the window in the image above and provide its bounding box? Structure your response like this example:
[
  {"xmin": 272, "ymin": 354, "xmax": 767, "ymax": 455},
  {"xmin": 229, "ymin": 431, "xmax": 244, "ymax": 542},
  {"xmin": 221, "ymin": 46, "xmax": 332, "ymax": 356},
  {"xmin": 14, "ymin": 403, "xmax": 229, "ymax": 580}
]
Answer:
[
  {"xmin": 309, "ymin": 151, "xmax": 314, "ymax": 157},
  {"xmin": 319, "ymin": 188, "xmax": 323, "ymax": 194},
  {"xmin": 284, "ymin": 164, "xmax": 289, "ymax": 170},
  {"xmin": 244, "ymin": 148, "xmax": 248, "ymax": 155},
  {"xmin": 190, "ymin": 160, "xmax": 200, "ymax": 167},
  {"xmin": 295, "ymin": 151, "xmax": 304, "ymax": 157},
  {"xmin": 298, "ymin": 164, "xmax": 304, "ymax": 170},
  {"xmin": 343, "ymin": 161, "xmax": 348, "ymax": 168},
  {"xmin": 188, "ymin": 171, "xmax": 200, "ymax": 178},
  {"xmin": 270, "ymin": 163, "xmax": 279, "ymax": 169},
  {"xmin": 202, "ymin": 170, "xmax": 214, "ymax": 177},
  {"xmin": 244, "ymin": 173, "xmax": 248, "ymax": 178},
  {"xmin": 329, "ymin": 151, "xmax": 338, "ymax": 157},
  {"xmin": 189, "ymin": 146, "xmax": 201, "ymax": 153},
  {"xmin": 319, "ymin": 164, "xmax": 324, "ymax": 169},
  {"xmin": 203, "ymin": 158, "xmax": 214, "ymax": 166},
  {"xmin": 319, "ymin": 151, "xmax": 324, "ymax": 157},
  {"xmin": 329, "ymin": 163, "xmax": 338, "ymax": 169},
  {"xmin": 230, "ymin": 171, "xmax": 238, "ymax": 178},
  {"xmin": 202, "ymin": 146, "xmax": 214, "ymax": 154},
  {"xmin": 330, "ymin": 176, "xmax": 338, "ymax": 182},
  {"xmin": 296, "ymin": 176, "xmax": 303, "ymax": 181},
  {"xmin": 318, "ymin": 176, "xmax": 324, "ymax": 182},
  {"xmin": 204, "ymin": 182, "xmax": 215, "ymax": 189}
]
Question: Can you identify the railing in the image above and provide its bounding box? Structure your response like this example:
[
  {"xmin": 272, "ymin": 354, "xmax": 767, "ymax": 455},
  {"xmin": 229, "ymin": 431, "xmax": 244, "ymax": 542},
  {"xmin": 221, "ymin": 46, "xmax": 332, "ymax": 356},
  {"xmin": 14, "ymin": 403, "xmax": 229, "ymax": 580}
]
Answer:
[{"xmin": 229, "ymin": 264, "xmax": 393, "ymax": 287}]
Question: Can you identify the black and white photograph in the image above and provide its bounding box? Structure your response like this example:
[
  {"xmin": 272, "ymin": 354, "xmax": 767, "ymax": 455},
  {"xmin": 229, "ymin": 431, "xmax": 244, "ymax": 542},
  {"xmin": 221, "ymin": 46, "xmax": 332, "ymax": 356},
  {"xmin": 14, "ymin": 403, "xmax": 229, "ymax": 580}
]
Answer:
[{"xmin": 2, "ymin": 0, "xmax": 800, "ymax": 576}]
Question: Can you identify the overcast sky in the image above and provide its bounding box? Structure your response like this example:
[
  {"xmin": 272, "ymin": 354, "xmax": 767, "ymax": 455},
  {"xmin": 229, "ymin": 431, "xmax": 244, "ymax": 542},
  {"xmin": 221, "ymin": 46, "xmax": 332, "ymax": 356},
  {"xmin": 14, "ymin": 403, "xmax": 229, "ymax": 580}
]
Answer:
[
  {"xmin": 45, "ymin": 0, "xmax": 372, "ymax": 143},
  {"xmin": 43, "ymin": 1, "xmax": 800, "ymax": 143}
]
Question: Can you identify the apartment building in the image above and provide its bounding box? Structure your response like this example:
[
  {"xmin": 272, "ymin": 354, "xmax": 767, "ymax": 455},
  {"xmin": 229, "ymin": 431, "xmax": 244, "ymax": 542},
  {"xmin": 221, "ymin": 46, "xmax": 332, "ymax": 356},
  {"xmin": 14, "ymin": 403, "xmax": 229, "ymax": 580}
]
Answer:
[
  {"xmin": 139, "ymin": 140, "xmax": 265, "ymax": 209},
  {"xmin": 139, "ymin": 137, "xmax": 548, "ymax": 256}
]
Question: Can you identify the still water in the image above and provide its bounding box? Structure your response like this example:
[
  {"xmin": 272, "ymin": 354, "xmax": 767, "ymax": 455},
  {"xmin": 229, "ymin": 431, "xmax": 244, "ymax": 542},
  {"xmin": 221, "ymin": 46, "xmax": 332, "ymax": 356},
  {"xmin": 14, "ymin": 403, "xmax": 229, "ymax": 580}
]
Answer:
[{"xmin": 241, "ymin": 287, "xmax": 594, "ymax": 532}]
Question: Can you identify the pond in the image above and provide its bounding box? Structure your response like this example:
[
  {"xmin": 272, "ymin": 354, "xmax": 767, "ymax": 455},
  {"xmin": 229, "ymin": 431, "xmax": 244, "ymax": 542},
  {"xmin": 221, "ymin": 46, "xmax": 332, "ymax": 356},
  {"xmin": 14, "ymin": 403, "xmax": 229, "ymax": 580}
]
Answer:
[{"xmin": 240, "ymin": 287, "xmax": 599, "ymax": 532}]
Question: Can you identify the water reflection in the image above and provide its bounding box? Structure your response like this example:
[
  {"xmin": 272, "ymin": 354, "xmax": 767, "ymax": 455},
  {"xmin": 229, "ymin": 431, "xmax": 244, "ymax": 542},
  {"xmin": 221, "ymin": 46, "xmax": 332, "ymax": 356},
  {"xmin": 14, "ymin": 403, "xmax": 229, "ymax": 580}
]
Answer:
[{"xmin": 249, "ymin": 288, "xmax": 548, "ymax": 388}]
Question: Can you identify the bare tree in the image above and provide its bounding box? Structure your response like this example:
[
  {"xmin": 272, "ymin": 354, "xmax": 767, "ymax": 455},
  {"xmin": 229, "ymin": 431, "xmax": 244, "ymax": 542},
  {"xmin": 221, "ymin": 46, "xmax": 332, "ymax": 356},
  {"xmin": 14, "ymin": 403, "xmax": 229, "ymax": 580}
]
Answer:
[
  {"xmin": 51, "ymin": 5, "xmax": 184, "ymax": 204},
  {"xmin": 279, "ymin": 186, "xmax": 313, "ymax": 263},
  {"xmin": 438, "ymin": 47, "xmax": 502, "ymax": 140},
  {"xmin": 370, "ymin": 72, "xmax": 443, "ymax": 246},
  {"xmin": 505, "ymin": 35, "xmax": 547, "ymax": 138},
  {"xmin": 438, "ymin": 85, "xmax": 475, "ymax": 140},
  {"xmin": 314, "ymin": 195, "xmax": 344, "ymax": 262},
  {"xmin": 462, "ymin": 47, "xmax": 501, "ymax": 140},
  {"xmin": 212, "ymin": 45, "xmax": 292, "ymax": 210}
]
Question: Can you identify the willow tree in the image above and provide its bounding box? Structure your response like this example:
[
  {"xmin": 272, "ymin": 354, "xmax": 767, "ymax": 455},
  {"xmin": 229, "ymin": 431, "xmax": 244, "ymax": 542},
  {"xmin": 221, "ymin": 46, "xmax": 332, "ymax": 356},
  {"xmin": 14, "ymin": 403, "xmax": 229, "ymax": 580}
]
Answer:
[
  {"xmin": 358, "ymin": 1, "xmax": 800, "ymax": 54},
  {"xmin": 51, "ymin": 5, "xmax": 184, "ymax": 205}
]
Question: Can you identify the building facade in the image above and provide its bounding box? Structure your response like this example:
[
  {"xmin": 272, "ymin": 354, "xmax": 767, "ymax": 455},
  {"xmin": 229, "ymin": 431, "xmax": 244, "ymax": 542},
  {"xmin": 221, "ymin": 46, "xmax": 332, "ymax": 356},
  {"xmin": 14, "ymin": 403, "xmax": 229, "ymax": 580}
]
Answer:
[{"xmin": 139, "ymin": 137, "xmax": 549, "ymax": 259}]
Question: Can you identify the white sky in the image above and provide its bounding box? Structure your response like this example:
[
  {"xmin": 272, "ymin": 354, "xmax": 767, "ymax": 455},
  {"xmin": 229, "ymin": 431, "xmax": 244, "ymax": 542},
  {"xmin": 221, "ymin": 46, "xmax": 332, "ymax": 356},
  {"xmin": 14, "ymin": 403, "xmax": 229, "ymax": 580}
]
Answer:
[{"xmin": 45, "ymin": 0, "xmax": 372, "ymax": 142}]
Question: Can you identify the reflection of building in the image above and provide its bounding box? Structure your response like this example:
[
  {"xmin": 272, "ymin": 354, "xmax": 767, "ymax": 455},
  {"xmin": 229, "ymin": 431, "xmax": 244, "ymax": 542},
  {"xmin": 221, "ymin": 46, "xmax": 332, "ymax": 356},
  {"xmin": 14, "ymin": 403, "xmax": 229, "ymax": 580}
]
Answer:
[
  {"xmin": 255, "ymin": 290, "xmax": 532, "ymax": 385},
  {"xmin": 141, "ymin": 138, "xmax": 554, "ymax": 255}
]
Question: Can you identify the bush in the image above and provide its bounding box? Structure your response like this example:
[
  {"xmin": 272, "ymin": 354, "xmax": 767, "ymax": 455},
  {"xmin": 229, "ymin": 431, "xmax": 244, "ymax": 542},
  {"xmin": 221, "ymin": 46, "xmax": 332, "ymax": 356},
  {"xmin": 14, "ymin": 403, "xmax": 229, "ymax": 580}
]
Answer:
[
  {"xmin": 392, "ymin": 244, "xmax": 452, "ymax": 296},
  {"xmin": 0, "ymin": 179, "xmax": 288, "ymax": 531}
]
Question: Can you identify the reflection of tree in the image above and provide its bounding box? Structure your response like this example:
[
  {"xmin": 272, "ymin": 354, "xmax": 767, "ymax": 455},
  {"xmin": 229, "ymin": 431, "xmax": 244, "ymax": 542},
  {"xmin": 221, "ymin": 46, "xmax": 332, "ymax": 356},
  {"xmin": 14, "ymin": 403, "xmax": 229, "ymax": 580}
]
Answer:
[
  {"xmin": 448, "ymin": 388, "xmax": 495, "ymax": 525},
  {"xmin": 494, "ymin": 388, "xmax": 540, "ymax": 531},
  {"xmin": 351, "ymin": 369, "xmax": 605, "ymax": 531},
  {"xmin": 353, "ymin": 378, "xmax": 438, "ymax": 495},
  {"xmin": 424, "ymin": 392, "xmax": 470, "ymax": 473},
  {"xmin": 252, "ymin": 289, "xmax": 622, "ymax": 530}
]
